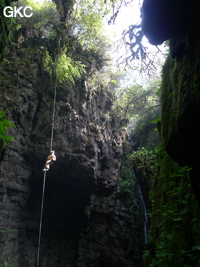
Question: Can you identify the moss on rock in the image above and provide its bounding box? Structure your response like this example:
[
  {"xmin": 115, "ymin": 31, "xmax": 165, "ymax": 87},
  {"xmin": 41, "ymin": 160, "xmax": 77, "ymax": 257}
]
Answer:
[
  {"xmin": 145, "ymin": 146, "xmax": 200, "ymax": 267},
  {"xmin": 160, "ymin": 32, "xmax": 200, "ymax": 166},
  {"xmin": 146, "ymin": 26, "xmax": 200, "ymax": 266}
]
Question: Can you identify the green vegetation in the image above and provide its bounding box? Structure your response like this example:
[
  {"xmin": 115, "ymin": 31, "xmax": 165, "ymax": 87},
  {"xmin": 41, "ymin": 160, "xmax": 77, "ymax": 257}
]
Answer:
[
  {"xmin": 73, "ymin": 0, "xmax": 110, "ymax": 49},
  {"xmin": 1, "ymin": 1, "xmax": 200, "ymax": 267},
  {"xmin": 14, "ymin": 0, "xmax": 84, "ymax": 83},
  {"xmin": 0, "ymin": 111, "xmax": 15, "ymax": 145},
  {"xmin": 120, "ymin": 153, "xmax": 139, "ymax": 217},
  {"xmin": 145, "ymin": 146, "xmax": 200, "ymax": 267},
  {"xmin": 15, "ymin": 0, "xmax": 59, "ymax": 39},
  {"xmin": 143, "ymin": 31, "xmax": 200, "ymax": 267},
  {"xmin": 113, "ymin": 80, "xmax": 160, "ymax": 119},
  {"xmin": 0, "ymin": 0, "xmax": 15, "ymax": 152},
  {"xmin": 114, "ymin": 37, "xmax": 200, "ymax": 267},
  {"xmin": 112, "ymin": 78, "xmax": 161, "ymax": 151},
  {"xmin": 120, "ymin": 165, "xmax": 135, "ymax": 194},
  {"xmin": 12, "ymin": 0, "xmax": 114, "ymax": 84},
  {"xmin": 129, "ymin": 147, "xmax": 156, "ymax": 182},
  {"xmin": 0, "ymin": 0, "xmax": 127, "ymax": 159},
  {"xmin": 56, "ymin": 52, "xmax": 85, "ymax": 83}
]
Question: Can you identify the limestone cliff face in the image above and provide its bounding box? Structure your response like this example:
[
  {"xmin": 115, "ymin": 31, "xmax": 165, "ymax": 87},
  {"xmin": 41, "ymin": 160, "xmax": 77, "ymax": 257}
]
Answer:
[
  {"xmin": 142, "ymin": 0, "xmax": 200, "ymax": 265},
  {"xmin": 0, "ymin": 41, "xmax": 145, "ymax": 265}
]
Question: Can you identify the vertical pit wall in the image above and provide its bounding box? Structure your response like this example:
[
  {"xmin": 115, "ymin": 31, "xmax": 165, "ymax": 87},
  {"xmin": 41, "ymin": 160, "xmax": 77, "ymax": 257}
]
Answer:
[{"xmin": 0, "ymin": 37, "xmax": 146, "ymax": 266}]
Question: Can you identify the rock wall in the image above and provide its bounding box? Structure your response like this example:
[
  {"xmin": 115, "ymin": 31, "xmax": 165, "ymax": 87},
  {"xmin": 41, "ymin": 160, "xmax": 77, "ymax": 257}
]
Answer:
[
  {"xmin": 142, "ymin": 0, "xmax": 200, "ymax": 265},
  {"xmin": 160, "ymin": 31, "xmax": 200, "ymax": 204},
  {"xmin": 0, "ymin": 40, "xmax": 145, "ymax": 266},
  {"xmin": 0, "ymin": 0, "xmax": 14, "ymax": 62}
]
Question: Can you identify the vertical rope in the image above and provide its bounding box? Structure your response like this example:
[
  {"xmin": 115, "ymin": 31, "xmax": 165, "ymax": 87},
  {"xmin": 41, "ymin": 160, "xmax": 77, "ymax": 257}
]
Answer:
[
  {"xmin": 37, "ymin": 39, "xmax": 60, "ymax": 266},
  {"xmin": 50, "ymin": 70, "xmax": 58, "ymax": 151},
  {"xmin": 37, "ymin": 170, "xmax": 47, "ymax": 267},
  {"xmin": 50, "ymin": 48, "xmax": 60, "ymax": 152}
]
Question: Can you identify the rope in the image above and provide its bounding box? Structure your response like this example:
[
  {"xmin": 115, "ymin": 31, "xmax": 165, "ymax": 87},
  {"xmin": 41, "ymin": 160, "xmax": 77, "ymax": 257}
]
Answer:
[
  {"xmin": 37, "ymin": 41, "xmax": 60, "ymax": 266},
  {"xmin": 50, "ymin": 64, "xmax": 58, "ymax": 151},
  {"xmin": 36, "ymin": 170, "xmax": 47, "ymax": 267},
  {"xmin": 36, "ymin": 72, "xmax": 57, "ymax": 265}
]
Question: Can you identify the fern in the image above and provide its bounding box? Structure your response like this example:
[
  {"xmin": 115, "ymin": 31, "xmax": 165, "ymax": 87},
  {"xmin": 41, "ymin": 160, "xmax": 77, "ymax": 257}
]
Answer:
[{"xmin": 56, "ymin": 53, "xmax": 85, "ymax": 84}]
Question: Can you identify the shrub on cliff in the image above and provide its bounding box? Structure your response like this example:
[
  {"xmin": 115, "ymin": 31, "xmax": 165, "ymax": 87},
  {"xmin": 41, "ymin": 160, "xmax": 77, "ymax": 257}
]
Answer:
[
  {"xmin": 0, "ymin": 111, "xmax": 15, "ymax": 160},
  {"xmin": 0, "ymin": 111, "xmax": 15, "ymax": 146},
  {"xmin": 129, "ymin": 147, "xmax": 156, "ymax": 180}
]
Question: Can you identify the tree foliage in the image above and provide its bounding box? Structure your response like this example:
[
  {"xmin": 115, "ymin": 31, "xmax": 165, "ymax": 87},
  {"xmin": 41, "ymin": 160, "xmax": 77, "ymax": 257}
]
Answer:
[
  {"xmin": 73, "ymin": 0, "xmax": 109, "ymax": 49},
  {"xmin": 15, "ymin": 0, "xmax": 59, "ymax": 40},
  {"xmin": 129, "ymin": 147, "xmax": 156, "ymax": 180},
  {"xmin": 13, "ymin": 0, "xmax": 113, "ymax": 84},
  {"xmin": 113, "ymin": 78, "xmax": 160, "ymax": 119},
  {"xmin": 113, "ymin": 84, "xmax": 150, "ymax": 119}
]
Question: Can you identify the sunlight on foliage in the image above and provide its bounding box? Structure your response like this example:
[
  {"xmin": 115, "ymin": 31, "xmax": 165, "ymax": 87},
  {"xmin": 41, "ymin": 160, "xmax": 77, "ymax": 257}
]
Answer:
[
  {"xmin": 20, "ymin": 0, "xmax": 42, "ymax": 8},
  {"xmin": 113, "ymin": 79, "xmax": 160, "ymax": 122},
  {"xmin": 87, "ymin": 66, "xmax": 121, "ymax": 92},
  {"xmin": 114, "ymin": 84, "xmax": 147, "ymax": 119},
  {"xmin": 56, "ymin": 52, "xmax": 85, "ymax": 83},
  {"xmin": 17, "ymin": 0, "xmax": 59, "ymax": 39},
  {"xmin": 16, "ymin": 0, "xmax": 113, "ymax": 85},
  {"xmin": 43, "ymin": 49, "xmax": 86, "ymax": 84},
  {"xmin": 19, "ymin": 0, "xmax": 56, "ymax": 10},
  {"xmin": 73, "ymin": 0, "xmax": 112, "ymax": 50}
]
